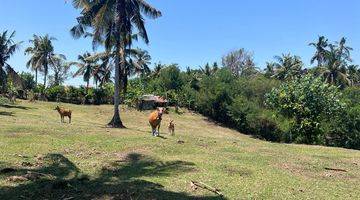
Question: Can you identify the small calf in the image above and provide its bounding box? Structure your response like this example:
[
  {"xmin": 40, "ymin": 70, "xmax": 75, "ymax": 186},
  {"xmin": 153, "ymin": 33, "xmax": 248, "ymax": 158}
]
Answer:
[
  {"xmin": 168, "ymin": 120, "xmax": 175, "ymax": 135},
  {"xmin": 54, "ymin": 106, "xmax": 72, "ymax": 123}
]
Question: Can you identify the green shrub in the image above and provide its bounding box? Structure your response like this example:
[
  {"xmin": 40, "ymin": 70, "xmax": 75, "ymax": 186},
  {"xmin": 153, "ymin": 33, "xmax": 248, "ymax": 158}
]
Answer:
[
  {"xmin": 343, "ymin": 86, "xmax": 360, "ymax": 106},
  {"xmin": 326, "ymin": 105, "xmax": 360, "ymax": 150},
  {"xmin": 0, "ymin": 96, "xmax": 12, "ymax": 105},
  {"xmin": 196, "ymin": 69, "xmax": 235, "ymax": 123},
  {"xmin": 45, "ymin": 85, "xmax": 66, "ymax": 102},
  {"xmin": 266, "ymin": 75, "xmax": 345, "ymax": 144},
  {"xmin": 19, "ymin": 72, "xmax": 36, "ymax": 91}
]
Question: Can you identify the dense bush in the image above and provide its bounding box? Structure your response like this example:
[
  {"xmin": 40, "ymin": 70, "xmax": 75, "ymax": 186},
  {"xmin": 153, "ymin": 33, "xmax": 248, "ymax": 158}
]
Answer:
[
  {"xmin": 19, "ymin": 72, "xmax": 36, "ymax": 91},
  {"xmin": 266, "ymin": 75, "xmax": 345, "ymax": 144},
  {"xmin": 343, "ymin": 86, "xmax": 360, "ymax": 106},
  {"xmin": 326, "ymin": 105, "xmax": 360, "ymax": 150},
  {"xmin": 45, "ymin": 85, "xmax": 66, "ymax": 101}
]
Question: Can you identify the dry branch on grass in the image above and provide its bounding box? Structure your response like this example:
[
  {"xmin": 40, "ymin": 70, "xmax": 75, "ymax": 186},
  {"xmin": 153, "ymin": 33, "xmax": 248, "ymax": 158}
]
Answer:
[
  {"xmin": 324, "ymin": 167, "xmax": 347, "ymax": 172},
  {"xmin": 190, "ymin": 180, "xmax": 223, "ymax": 197}
]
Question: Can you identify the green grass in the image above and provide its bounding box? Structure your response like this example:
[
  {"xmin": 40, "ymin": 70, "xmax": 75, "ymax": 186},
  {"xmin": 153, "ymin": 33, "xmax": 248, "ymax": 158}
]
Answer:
[{"xmin": 0, "ymin": 100, "xmax": 359, "ymax": 200}]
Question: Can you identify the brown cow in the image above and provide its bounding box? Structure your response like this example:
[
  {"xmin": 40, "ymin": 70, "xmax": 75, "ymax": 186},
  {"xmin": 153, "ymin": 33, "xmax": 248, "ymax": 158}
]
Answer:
[
  {"xmin": 54, "ymin": 106, "xmax": 72, "ymax": 123},
  {"xmin": 148, "ymin": 107, "xmax": 164, "ymax": 136}
]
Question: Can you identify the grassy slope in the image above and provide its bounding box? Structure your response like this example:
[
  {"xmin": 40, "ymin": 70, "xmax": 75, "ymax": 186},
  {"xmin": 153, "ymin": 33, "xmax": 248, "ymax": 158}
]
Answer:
[{"xmin": 0, "ymin": 100, "xmax": 359, "ymax": 200}]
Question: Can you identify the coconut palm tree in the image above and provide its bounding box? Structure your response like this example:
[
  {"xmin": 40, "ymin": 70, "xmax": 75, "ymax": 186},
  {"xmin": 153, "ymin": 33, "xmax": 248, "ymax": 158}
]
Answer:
[
  {"xmin": 130, "ymin": 48, "xmax": 151, "ymax": 77},
  {"xmin": 49, "ymin": 54, "xmax": 69, "ymax": 86},
  {"xmin": 25, "ymin": 34, "xmax": 58, "ymax": 87},
  {"xmin": 0, "ymin": 30, "xmax": 22, "ymax": 93},
  {"xmin": 348, "ymin": 64, "xmax": 360, "ymax": 85},
  {"xmin": 264, "ymin": 62, "xmax": 275, "ymax": 78},
  {"xmin": 70, "ymin": 52, "xmax": 100, "ymax": 91},
  {"xmin": 336, "ymin": 37, "xmax": 353, "ymax": 62},
  {"xmin": 25, "ymin": 35, "xmax": 43, "ymax": 85},
  {"xmin": 273, "ymin": 54, "xmax": 303, "ymax": 81},
  {"xmin": 71, "ymin": 0, "xmax": 161, "ymax": 128},
  {"xmin": 309, "ymin": 36, "xmax": 328, "ymax": 67},
  {"xmin": 320, "ymin": 44, "xmax": 351, "ymax": 86}
]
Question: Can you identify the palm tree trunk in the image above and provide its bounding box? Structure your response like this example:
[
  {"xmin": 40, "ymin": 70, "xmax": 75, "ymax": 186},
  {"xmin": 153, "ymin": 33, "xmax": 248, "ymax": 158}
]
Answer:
[
  {"xmin": 43, "ymin": 63, "xmax": 48, "ymax": 88},
  {"xmin": 108, "ymin": 0, "xmax": 125, "ymax": 128},
  {"xmin": 86, "ymin": 80, "xmax": 89, "ymax": 94},
  {"xmin": 108, "ymin": 43, "xmax": 125, "ymax": 128},
  {"xmin": 35, "ymin": 68, "xmax": 38, "ymax": 85}
]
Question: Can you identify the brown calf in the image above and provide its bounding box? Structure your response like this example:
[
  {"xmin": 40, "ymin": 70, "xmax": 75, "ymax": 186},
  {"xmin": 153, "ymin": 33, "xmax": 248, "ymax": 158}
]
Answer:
[
  {"xmin": 168, "ymin": 119, "xmax": 175, "ymax": 135},
  {"xmin": 55, "ymin": 106, "xmax": 72, "ymax": 123},
  {"xmin": 148, "ymin": 107, "xmax": 164, "ymax": 136}
]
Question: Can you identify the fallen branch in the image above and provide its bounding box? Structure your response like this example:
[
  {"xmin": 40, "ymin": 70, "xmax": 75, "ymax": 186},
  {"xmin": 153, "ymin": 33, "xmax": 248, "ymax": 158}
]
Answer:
[
  {"xmin": 190, "ymin": 180, "xmax": 223, "ymax": 197},
  {"xmin": 324, "ymin": 167, "xmax": 347, "ymax": 172}
]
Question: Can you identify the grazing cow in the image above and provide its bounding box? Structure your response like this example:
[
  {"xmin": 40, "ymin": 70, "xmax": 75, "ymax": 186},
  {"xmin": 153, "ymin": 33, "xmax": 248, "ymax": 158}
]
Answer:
[
  {"xmin": 148, "ymin": 107, "xmax": 164, "ymax": 136},
  {"xmin": 168, "ymin": 119, "xmax": 175, "ymax": 135},
  {"xmin": 54, "ymin": 106, "xmax": 72, "ymax": 123}
]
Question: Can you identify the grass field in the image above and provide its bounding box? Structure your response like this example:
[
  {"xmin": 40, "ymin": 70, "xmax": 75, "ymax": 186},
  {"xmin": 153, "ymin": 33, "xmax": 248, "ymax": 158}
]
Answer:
[{"xmin": 0, "ymin": 100, "xmax": 359, "ymax": 200}]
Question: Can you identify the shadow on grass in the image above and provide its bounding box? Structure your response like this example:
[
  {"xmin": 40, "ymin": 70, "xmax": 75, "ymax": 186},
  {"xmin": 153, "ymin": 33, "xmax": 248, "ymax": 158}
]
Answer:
[
  {"xmin": 0, "ymin": 111, "xmax": 13, "ymax": 116},
  {"xmin": 0, "ymin": 104, "xmax": 32, "ymax": 110},
  {"xmin": 0, "ymin": 153, "xmax": 225, "ymax": 200}
]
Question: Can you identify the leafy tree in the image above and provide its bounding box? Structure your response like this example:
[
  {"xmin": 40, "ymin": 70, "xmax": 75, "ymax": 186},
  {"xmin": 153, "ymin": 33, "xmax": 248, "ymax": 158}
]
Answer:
[
  {"xmin": 0, "ymin": 30, "xmax": 22, "ymax": 93},
  {"xmin": 71, "ymin": 0, "xmax": 161, "ymax": 128},
  {"xmin": 266, "ymin": 75, "xmax": 345, "ymax": 144},
  {"xmin": 221, "ymin": 48, "xmax": 256, "ymax": 77},
  {"xmin": 196, "ymin": 68, "xmax": 236, "ymax": 123},
  {"xmin": 19, "ymin": 72, "xmax": 36, "ymax": 91},
  {"xmin": 158, "ymin": 64, "xmax": 183, "ymax": 92}
]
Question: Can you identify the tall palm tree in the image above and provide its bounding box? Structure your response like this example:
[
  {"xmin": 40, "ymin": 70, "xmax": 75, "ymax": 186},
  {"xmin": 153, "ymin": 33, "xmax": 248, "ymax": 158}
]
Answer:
[
  {"xmin": 348, "ymin": 64, "xmax": 360, "ymax": 85},
  {"xmin": 151, "ymin": 62, "xmax": 163, "ymax": 78},
  {"xmin": 273, "ymin": 54, "xmax": 303, "ymax": 81},
  {"xmin": 49, "ymin": 54, "xmax": 69, "ymax": 86},
  {"xmin": 0, "ymin": 30, "xmax": 22, "ymax": 93},
  {"xmin": 25, "ymin": 35, "xmax": 43, "ymax": 85},
  {"xmin": 309, "ymin": 36, "xmax": 328, "ymax": 67},
  {"xmin": 130, "ymin": 48, "xmax": 151, "ymax": 77},
  {"xmin": 25, "ymin": 34, "xmax": 58, "ymax": 87},
  {"xmin": 320, "ymin": 44, "xmax": 351, "ymax": 86},
  {"xmin": 264, "ymin": 62, "xmax": 275, "ymax": 78},
  {"xmin": 336, "ymin": 37, "xmax": 353, "ymax": 62},
  {"xmin": 72, "ymin": 0, "xmax": 161, "ymax": 128},
  {"xmin": 70, "ymin": 52, "xmax": 100, "ymax": 91}
]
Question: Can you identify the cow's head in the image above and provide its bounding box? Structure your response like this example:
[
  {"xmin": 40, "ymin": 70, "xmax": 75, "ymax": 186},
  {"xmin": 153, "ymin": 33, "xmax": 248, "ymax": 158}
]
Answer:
[{"xmin": 157, "ymin": 107, "xmax": 164, "ymax": 119}]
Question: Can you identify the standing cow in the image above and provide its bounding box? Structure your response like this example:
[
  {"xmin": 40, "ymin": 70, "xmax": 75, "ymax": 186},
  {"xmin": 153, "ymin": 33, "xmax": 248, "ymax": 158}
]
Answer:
[{"xmin": 148, "ymin": 107, "xmax": 164, "ymax": 136}]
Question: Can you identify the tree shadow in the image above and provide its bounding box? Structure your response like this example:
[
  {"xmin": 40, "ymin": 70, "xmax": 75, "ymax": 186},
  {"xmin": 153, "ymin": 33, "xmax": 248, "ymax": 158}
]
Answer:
[
  {"xmin": 0, "ymin": 104, "xmax": 32, "ymax": 110},
  {"xmin": 0, "ymin": 111, "xmax": 13, "ymax": 116},
  {"xmin": 0, "ymin": 153, "xmax": 226, "ymax": 200}
]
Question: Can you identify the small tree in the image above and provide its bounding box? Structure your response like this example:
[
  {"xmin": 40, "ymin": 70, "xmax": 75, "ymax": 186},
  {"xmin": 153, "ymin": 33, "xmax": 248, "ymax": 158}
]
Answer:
[
  {"xmin": 266, "ymin": 75, "xmax": 345, "ymax": 144},
  {"xmin": 221, "ymin": 48, "xmax": 256, "ymax": 77}
]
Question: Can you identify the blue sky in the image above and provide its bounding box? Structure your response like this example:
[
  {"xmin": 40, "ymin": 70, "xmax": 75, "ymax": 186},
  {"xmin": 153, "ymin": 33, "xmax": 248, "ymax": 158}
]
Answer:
[{"xmin": 1, "ymin": 0, "xmax": 360, "ymax": 86}]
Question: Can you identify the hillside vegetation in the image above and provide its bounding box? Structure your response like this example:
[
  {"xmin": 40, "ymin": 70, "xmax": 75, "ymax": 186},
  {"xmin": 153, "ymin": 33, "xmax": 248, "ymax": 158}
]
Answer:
[{"xmin": 0, "ymin": 101, "xmax": 359, "ymax": 199}]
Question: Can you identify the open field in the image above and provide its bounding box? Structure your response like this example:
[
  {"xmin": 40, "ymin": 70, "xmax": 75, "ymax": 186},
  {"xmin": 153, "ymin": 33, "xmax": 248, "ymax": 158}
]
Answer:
[{"xmin": 0, "ymin": 100, "xmax": 359, "ymax": 200}]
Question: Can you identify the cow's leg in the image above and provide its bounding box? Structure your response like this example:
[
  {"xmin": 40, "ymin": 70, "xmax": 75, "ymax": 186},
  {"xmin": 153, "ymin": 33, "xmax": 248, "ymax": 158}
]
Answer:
[
  {"xmin": 151, "ymin": 125, "xmax": 156, "ymax": 136},
  {"xmin": 69, "ymin": 116, "xmax": 71, "ymax": 123},
  {"xmin": 157, "ymin": 123, "xmax": 161, "ymax": 136}
]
